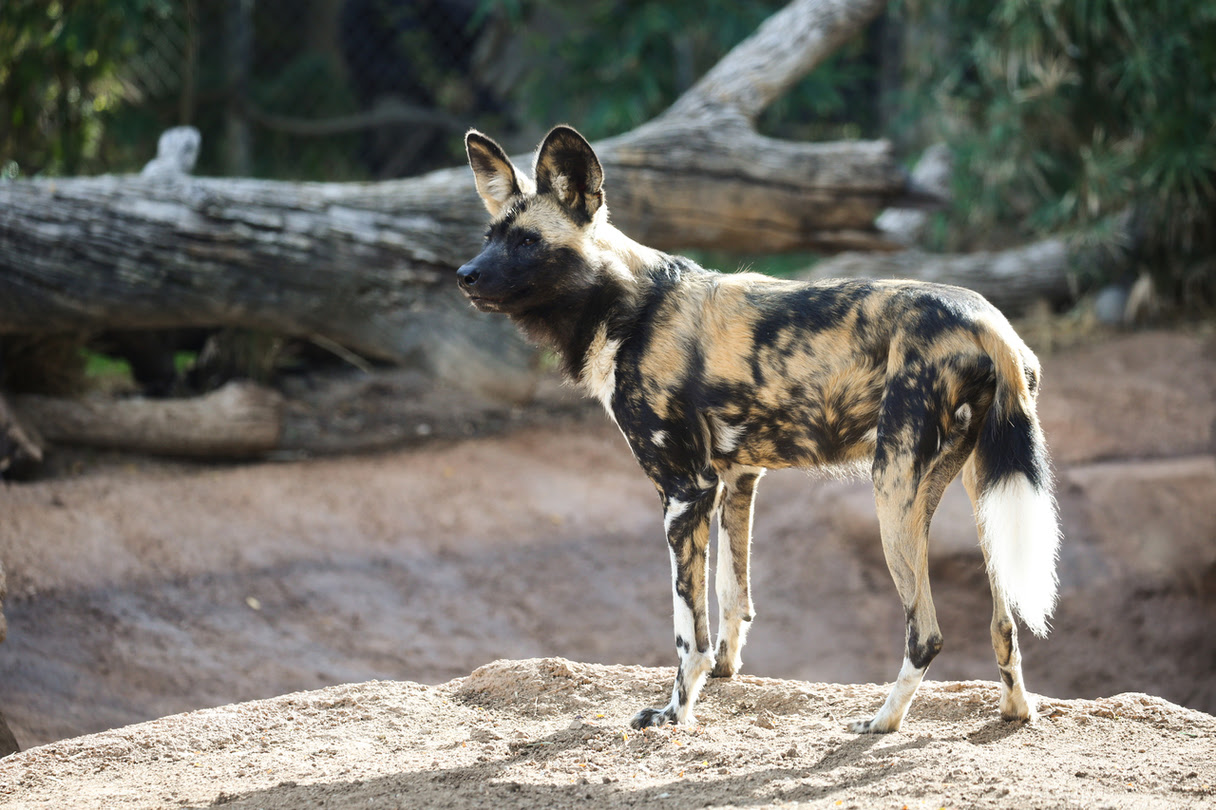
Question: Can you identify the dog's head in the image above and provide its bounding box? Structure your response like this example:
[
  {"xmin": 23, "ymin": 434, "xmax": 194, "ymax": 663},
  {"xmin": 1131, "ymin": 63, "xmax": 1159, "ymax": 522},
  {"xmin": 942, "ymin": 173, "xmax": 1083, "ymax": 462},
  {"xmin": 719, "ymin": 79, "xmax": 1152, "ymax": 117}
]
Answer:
[{"xmin": 458, "ymin": 126, "xmax": 606, "ymax": 316}]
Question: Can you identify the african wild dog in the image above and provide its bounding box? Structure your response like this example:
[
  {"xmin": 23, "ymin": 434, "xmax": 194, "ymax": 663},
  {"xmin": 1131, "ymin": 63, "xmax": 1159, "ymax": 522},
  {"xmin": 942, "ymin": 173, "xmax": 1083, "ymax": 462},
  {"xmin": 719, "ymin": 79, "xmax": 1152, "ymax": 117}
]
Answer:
[{"xmin": 458, "ymin": 126, "xmax": 1061, "ymax": 733}]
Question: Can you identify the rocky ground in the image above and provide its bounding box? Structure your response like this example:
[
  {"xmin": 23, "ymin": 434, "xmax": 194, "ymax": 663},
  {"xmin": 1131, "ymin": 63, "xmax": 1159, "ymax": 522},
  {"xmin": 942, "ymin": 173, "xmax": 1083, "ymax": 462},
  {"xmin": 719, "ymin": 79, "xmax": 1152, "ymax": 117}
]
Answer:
[{"xmin": 0, "ymin": 328, "xmax": 1213, "ymax": 807}]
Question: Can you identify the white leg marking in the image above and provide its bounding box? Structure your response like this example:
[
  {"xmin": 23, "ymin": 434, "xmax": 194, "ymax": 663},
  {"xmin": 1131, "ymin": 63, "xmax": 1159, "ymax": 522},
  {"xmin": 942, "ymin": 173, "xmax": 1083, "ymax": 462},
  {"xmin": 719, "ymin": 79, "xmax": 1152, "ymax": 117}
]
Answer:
[
  {"xmin": 665, "ymin": 545, "xmax": 713, "ymax": 725},
  {"xmin": 714, "ymin": 521, "xmax": 747, "ymax": 675},
  {"xmin": 851, "ymin": 656, "xmax": 926, "ymax": 734},
  {"xmin": 1000, "ymin": 675, "xmax": 1036, "ymax": 722}
]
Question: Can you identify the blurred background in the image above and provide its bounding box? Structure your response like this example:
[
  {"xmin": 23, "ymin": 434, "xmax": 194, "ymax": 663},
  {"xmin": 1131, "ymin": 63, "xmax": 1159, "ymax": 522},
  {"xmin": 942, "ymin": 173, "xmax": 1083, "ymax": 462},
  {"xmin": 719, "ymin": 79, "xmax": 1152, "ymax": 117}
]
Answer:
[{"xmin": 2, "ymin": 0, "xmax": 1214, "ymax": 283}]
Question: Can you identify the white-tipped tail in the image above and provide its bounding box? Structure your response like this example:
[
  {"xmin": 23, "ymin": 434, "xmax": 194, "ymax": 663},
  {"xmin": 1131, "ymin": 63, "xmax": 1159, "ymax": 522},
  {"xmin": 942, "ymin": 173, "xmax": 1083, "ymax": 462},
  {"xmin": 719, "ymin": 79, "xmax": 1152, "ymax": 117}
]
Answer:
[{"xmin": 976, "ymin": 474, "xmax": 1061, "ymax": 637}]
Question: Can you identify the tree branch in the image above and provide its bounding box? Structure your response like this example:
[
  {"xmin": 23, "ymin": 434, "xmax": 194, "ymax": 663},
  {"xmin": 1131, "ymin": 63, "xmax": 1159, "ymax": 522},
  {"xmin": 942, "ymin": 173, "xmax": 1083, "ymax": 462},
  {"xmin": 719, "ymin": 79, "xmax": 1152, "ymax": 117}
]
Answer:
[{"xmin": 664, "ymin": 0, "xmax": 888, "ymax": 122}]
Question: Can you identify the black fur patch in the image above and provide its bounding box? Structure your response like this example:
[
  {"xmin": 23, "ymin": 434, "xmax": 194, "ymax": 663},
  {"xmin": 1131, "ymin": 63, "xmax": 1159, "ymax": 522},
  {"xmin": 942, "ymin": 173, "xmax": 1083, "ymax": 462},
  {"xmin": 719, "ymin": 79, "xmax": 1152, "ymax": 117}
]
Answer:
[
  {"xmin": 978, "ymin": 407, "xmax": 1047, "ymax": 491},
  {"xmin": 906, "ymin": 617, "xmax": 944, "ymax": 671}
]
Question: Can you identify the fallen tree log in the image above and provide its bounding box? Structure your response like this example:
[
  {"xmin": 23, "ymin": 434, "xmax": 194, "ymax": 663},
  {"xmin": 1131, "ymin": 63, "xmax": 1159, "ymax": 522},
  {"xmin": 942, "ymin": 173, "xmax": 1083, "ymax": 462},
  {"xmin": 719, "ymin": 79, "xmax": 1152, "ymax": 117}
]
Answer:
[
  {"xmin": 9, "ymin": 370, "xmax": 591, "ymax": 459},
  {"xmin": 808, "ymin": 142, "xmax": 1126, "ymax": 313},
  {"xmin": 0, "ymin": 0, "xmax": 910, "ymax": 374},
  {"xmin": 804, "ymin": 240, "xmax": 1102, "ymax": 313},
  {"xmin": 12, "ymin": 381, "xmax": 283, "ymax": 457}
]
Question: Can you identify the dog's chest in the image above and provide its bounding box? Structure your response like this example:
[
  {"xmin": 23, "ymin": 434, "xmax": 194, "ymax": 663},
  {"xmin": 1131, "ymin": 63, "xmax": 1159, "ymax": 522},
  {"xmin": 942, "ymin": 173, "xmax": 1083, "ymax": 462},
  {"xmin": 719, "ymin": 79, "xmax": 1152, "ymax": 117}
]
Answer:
[{"xmin": 580, "ymin": 325, "xmax": 621, "ymax": 415}]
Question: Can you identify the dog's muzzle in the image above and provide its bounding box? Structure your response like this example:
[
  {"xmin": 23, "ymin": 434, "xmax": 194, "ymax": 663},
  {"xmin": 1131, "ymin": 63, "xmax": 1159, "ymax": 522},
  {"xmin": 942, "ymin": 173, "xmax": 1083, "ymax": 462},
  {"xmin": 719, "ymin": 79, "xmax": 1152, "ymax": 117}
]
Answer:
[
  {"xmin": 457, "ymin": 258, "xmax": 503, "ymax": 311},
  {"xmin": 457, "ymin": 262, "xmax": 481, "ymax": 289}
]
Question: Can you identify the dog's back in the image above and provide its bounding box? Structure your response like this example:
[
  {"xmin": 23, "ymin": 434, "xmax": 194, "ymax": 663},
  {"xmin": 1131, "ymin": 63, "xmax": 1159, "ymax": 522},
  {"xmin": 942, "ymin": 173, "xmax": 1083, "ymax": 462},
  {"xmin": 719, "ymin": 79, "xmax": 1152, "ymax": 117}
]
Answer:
[{"xmin": 613, "ymin": 271, "xmax": 1023, "ymax": 476}]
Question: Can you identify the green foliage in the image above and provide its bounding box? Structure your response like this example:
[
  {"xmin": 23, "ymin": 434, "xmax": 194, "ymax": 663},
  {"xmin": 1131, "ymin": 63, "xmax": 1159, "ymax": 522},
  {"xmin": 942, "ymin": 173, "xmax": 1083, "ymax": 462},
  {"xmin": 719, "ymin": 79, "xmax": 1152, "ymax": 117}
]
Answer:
[
  {"xmin": 486, "ymin": 0, "xmax": 762, "ymax": 137},
  {"xmin": 899, "ymin": 0, "xmax": 1216, "ymax": 298},
  {"xmin": 83, "ymin": 349, "xmax": 135, "ymax": 382},
  {"xmin": 3, "ymin": 0, "xmax": 881, "ymax": 180},
  {"xmin": 246, "ymin": 52, "xmax": 367, "ymax": 180},
  {"xmin": 0, "ymin": 0, "xmax": 175, "ymax": 176},
  {"xmin": 483, "ymin": 0, "xmax": 879, "ymax": 142}
]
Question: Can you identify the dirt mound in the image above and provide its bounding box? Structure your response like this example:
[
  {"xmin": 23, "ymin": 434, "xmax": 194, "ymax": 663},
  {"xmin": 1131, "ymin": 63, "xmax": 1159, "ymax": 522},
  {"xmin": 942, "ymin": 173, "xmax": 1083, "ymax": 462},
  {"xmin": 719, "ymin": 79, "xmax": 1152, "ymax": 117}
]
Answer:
[{"xmin": 0, "ymin": 657, "xmax": 1212, "ymax": 809}]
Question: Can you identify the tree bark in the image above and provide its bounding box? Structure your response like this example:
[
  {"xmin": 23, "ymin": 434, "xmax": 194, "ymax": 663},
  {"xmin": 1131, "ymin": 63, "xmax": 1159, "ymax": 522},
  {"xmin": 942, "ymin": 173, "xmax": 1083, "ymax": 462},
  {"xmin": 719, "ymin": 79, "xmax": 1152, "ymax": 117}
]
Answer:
[{"xmin": 0, "ymin": 0, "xmax": 912, "ymax": 369}]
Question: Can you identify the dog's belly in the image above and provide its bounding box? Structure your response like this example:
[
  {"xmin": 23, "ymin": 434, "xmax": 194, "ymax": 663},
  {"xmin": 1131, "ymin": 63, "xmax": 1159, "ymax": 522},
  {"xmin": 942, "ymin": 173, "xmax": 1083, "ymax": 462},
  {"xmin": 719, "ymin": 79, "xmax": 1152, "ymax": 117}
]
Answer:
[{"xmin": 709, "ymin": 405, "xmax": 879, "ymax": 474}]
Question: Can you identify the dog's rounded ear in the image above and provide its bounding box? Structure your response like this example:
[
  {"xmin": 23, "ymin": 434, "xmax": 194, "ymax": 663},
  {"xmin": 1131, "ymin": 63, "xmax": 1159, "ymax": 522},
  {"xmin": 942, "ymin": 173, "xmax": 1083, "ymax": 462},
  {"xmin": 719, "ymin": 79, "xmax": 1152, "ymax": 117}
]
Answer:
[
  {"xmin": 466, "ymin": 130, "xmax": 530, "ymax": 216},
  {"xmin": 534, "ymin": 125, "xmax": 604, "ymax": 224}
]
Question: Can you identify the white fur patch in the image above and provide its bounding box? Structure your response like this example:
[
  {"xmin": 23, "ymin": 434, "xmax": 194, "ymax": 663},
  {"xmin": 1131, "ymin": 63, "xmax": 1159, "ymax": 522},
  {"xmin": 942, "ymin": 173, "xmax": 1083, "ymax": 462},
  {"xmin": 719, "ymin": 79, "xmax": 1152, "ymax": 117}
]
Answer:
[
  {"xmin": 484, "ymin": 173, "xmax": 516, "ymax": 206},
  {"xmin": 670, "ymin": 543, "xmax": 695, "ymax": 640},
  {"xmin": 977, "ymin": 475, "xmax": 1061, "ymax": 638},
  {"xmin": 715, "ymin": 524, "xmax": 740, "ymax": 618},
  {"xmin": 711, "ymin": 416, "xmax": 746, "ymax": 454},
  {"xmin": 999, "ymin": 674, "xmax": 1035, "ymax": 721},
  {"xmin": 663, "ymin": 499, "xmax": 689, "ymax": 536},
  {"xmin": 652, "ymin": 430, "xmax": 668, "ymax": 448},
  {"xmin": 581, "ymin": 326, "xmax": 620, "ymax": 415}
]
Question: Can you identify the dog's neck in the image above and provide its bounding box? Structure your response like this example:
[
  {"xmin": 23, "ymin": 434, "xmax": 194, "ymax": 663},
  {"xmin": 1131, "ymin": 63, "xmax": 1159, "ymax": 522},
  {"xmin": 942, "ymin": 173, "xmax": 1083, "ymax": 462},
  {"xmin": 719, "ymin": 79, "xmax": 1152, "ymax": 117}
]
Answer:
[
  {"xmin": 503, "ymin": 213, "xmax": 694, "ymax": 389},
  {"xmin": 592, "ymin": 221, "xmax": 665, "ymax": 279},
  {"xmin": 507, "ymin": 225, "xmax": 672, "ymax": 385},
  {"xmin": 509, "ymin": 263, "xmax": 641, "ymax": 384}
]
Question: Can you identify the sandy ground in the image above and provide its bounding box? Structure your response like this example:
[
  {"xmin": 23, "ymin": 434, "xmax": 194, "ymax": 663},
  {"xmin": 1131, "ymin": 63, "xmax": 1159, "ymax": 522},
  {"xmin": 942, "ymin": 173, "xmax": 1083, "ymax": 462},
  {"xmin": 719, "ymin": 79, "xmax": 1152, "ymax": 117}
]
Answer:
[
  {"xmin": 0, "ymin": 329, "xmax": 1214, "ymax": 806},
  {"xmin": 1, "ymin": 658, "xmax": 1214, "ymax": 809}
]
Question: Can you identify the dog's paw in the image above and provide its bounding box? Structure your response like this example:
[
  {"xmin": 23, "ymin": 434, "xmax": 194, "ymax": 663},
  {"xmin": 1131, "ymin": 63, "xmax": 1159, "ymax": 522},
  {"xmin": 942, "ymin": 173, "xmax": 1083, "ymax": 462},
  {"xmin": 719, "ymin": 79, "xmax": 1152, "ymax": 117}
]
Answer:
[
  {"xmin": 710, "ymin": 659, "xmax": 737, "ymax": 678},
  {"xmin": 630, "ymin": 707, "xmax": 673, "ymax": 730},
  {"xmin": 999, "ymin": 691, "xmax": 1036, "ymax": 724},
  {"xmin": 1000, "ymin": 704, "xmax": 1036, "ymax": 724},
  {"xmin": 848, "ymin": 717, "xmax": 898, "ymax": 734}
]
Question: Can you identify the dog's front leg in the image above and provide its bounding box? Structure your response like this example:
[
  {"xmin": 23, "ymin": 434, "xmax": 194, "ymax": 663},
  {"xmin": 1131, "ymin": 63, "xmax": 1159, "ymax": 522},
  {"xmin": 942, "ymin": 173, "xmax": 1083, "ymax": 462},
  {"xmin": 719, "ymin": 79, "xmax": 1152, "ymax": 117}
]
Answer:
[
  {"xmin": 631, "ymin": 484, "xmax": 719, "ymax": 730},
  {"xmin": 712, "ymin": 465, "xmax": 764, "ymax": 679}
]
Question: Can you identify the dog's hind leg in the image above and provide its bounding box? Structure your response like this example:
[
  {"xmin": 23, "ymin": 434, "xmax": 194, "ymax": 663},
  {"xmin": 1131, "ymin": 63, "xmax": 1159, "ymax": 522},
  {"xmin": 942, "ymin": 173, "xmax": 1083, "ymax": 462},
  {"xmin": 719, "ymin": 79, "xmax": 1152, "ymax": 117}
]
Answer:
[
  {"xmin": 850, "ymin": 458, "xmax": 941, "ymax": 734},
  {"xmin": 631, "ymin": 480, "xmax": 720, "ymax": 730},
  {"xmin": 851, "ymin": 389, "xmax": 976, "ymax": 733},
  {"xmin": 961, "ymin": 456, "xmax": 1036, "ymax": 723},
  {"xmin": 712, "ymin": 466, "xmax": 765, "ymax": 679}
]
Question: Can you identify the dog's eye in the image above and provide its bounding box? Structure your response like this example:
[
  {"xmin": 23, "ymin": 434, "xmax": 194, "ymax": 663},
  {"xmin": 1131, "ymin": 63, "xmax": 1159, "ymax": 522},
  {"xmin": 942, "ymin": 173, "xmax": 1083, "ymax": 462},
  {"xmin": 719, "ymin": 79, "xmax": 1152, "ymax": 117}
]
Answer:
[{"xmin": 520, "ymin": 235, "xmax": 539, "ymax": 248}]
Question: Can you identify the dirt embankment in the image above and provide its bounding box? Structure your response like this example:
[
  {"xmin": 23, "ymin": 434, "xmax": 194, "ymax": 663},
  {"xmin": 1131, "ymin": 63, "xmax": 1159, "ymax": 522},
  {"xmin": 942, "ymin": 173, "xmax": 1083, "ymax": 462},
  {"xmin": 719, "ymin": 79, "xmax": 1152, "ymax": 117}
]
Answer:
[{"xmin": 0, "ymin": 329, "xmax": 1213, "ymax": 806}]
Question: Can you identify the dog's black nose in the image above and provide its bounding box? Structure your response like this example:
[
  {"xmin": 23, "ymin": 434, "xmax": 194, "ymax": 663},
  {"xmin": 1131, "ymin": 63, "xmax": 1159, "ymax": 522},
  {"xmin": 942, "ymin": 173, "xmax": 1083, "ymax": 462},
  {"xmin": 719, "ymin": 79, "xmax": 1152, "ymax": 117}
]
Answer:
[{"xmin": 457, "ymin": 264, "xmax": 480, "ymax": 287}]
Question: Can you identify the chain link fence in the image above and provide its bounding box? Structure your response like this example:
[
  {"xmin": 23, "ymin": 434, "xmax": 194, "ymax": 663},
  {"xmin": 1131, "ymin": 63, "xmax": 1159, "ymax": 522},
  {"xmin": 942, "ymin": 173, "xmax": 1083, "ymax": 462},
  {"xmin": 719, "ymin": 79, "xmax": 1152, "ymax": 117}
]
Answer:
[{"xmin": 126, "ymin": 0, "xmax": 517, "ymax": 180}]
